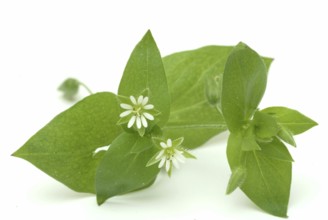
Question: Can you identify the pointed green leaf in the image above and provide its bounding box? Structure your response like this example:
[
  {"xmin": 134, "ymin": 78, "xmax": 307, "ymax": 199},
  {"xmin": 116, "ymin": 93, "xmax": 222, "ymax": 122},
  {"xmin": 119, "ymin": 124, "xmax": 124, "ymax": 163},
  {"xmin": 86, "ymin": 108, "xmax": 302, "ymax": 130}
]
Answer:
[
  {"xmin": 12, "ymin": 92, "xmax": 123, "ymax": 193},
  {"xmin": 278, "ymin": 126, "xmax": 297, "ymax": 147},
  {"xmin": 96, "ymin": 133, "xmax": 159, "ymax": 205},
  {"xmin": 253, "ymin": 110, "xmax": 279, "ymax": 139},
  {"xmin": 227, "ymin": 133, "xmax": 291, "ymax": 217},
  {"xmin": 118, "ymin": 30, "xmax": 170, "ymax": 127},
  {"xmin": 261, "ymin": 106, "xmax": 317, "ymax": 135},
  {"xmin": 221, "ymin": 42, "xmax": 268, "ymax": 132},
  {"xmin": 226, "ymin": 166, "xmax": 247, "ymax": 195},
  {"xmin": 260, "ymin": 138, "xmax": 294, "ymax": 162}
]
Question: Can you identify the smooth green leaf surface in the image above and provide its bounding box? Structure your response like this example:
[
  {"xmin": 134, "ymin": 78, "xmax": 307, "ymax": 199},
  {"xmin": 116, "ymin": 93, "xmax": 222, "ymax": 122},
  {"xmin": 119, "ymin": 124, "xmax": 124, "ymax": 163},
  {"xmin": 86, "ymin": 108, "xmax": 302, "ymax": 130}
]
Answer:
[
  {"xmin": 261, "ymin": 106, "xmax": 317, "ymax": 135},
  {"xmin": 118, "ymin": 30, "xmax": 170, "ymax": 127},
  {"xmin": 241, "ymin": 125, "xmax": 261, "ymax": 151},
  {"xmin": 260, "ymin": 138, "xmax": 294, "ymax": 162},
  {"xmin": 226, "ymin": 166, "xmax": 247, "ymax": 194},
  {"xmin": 162, "ymin": 46, "xmax": 232, "ymax": 148},
  {"xmin": 13, "ymin": 92, "xmax": 123, "ymax": 193},
  {"xmin": 227, "ymin": 133, "xmax": 292, "ymax": 217},
  {"xmin": 221, "ymin": 43, "xmax": 268, "ymax": 132},
  {"xmin": 96, "ymin": 133, "xmax": 159, "ymax": 205}
]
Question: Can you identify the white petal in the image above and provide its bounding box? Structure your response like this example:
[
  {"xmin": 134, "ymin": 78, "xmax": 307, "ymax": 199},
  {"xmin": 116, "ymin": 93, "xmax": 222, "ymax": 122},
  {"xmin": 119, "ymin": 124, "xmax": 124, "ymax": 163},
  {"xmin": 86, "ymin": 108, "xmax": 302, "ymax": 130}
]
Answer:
[
  {"xmin": 160, "ymin": 142, "xmax": 168, "ymax": 149},
  {"xmin": 155, "ymin": 150, "xmax": 165, "ymax": 160},
  {"xmin": 120, "ymin": 110, "xmax": 132, "ymax": 118},
  {"xmin": 120, "ymin": 103, "xmax": 133, "ymax": 110},
  {"xmin": 167, "ymin": 139, "xmax": 172, "ymax": 147},
  {"xmin": 130, "ymin": 96, "xmax": 137, "ymax": 105},
  {"xmin": 172, "ymin": 157, "xmax": 180, "ymax": 169},
  {"xmin": 165, "ymin": 160, "xmax": 171, "ymax": 172},
  {"xmin": 144, "ymin": 104, "xmax": 154, "ymax": 110},
  {"xmin": 158, "ymin": 158, "xmax": 166, "ymax": 168},
  {"xmin": 143, "ymin": 112, "xmax": 154, "ymax": 120},
  {"xmin": 128, "ymin": 116, "xmax": 136, "ymax": 128},
  {"xmin": 142, "ymin": 96, "xmax": 149, "ymax": 105},
  {"xmin": 141, "ymin": 115, "xmax": 148, "ymax": 128},
  {"xmin": 174, "ymin": 151, "xmax": 185, "ymax": 163},
  {"xmin": 136, "ymin": 116, "xmax": 142, "ymax": 129},
  {"xmin": 137, "ymin": 95, "xmax": 144, "ymax": 105}
]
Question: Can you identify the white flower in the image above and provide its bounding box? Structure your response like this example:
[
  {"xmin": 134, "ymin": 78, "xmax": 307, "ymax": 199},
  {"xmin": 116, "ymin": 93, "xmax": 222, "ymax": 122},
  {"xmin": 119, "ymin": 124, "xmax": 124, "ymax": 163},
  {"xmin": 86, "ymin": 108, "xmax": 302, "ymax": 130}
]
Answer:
[
  {"xmin": 157, "ymin": 139, "xmax": 186, "ymax": 172},
  {"xmin": 119, "ymin": 95, "xmax": 155, "ymax": 129},
  {"xmin": 147, "ymin": 137, "xmax": 196, "ymax": 176}
]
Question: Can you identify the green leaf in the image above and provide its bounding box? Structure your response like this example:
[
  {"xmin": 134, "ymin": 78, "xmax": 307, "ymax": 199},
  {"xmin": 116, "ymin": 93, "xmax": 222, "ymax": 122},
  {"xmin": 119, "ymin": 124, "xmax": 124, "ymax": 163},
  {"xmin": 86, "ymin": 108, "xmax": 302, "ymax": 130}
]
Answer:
[
  {"xmin": 227, "ymin": 133, "xmax": 292, "ymax": 217},
  {"xmin": 261, "ymin": 106, "xmax": 317, "ymax": 135},
  {"xmin": 96, "ymin": 133, "xmax": 160, "ymax": 205},
  {"xmin": 221, "ymin": 42, "xmax": 268, "ymax": 132},
  {"xmin": 278, "ymin": 126, "xmax": 297, "ymax": 147},
  {"xmin": 260, "ymin": 138, "xmax": 294, "ymax": 162},
  {"xmin": 118, "ymin": 30, "xmax": 170, "ymax": 128},
  {"xmin": 130, "ymin": 135, "xmax": 154, "ymax": 153},
  {"xmin": 253, "ymin": 110, "xmax": 279, "ymax": 139},
  {"xmin": 162, "ymin": 46, "xmax": 232, "ymax": 148},
  {"xmin": 12, "ymin": 92, "xmax": 123, "ymax": 193},
  {"xmin": 241, "ymin": 125, "xmax": 261, "ymax": 151},
  {"xmin": 226, "ymin": 166, "xmax": 247, "ymax": 195}
]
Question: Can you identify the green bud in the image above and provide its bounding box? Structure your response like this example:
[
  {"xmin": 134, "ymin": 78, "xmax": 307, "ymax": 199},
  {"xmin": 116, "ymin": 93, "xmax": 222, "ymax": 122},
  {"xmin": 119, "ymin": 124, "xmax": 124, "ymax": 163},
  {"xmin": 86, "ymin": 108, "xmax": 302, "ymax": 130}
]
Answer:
[{"xmin": 205, "ymin": 74, "xmax": 222, "ymax": 106}]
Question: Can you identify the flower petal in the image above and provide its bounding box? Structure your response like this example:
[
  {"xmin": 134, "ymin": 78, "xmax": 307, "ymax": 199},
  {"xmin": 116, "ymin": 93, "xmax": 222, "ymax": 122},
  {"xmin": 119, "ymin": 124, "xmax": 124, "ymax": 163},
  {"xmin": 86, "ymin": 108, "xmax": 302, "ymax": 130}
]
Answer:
[
  {"xmin": 119, "ymin": 110, "xmax": 132, "ymax": 118},
  {"xmin": 130, "ymin": 96, "xmax": 137, "ymax": 105},
  {"xmin": 165, "ymin": 160, "xmax": 171, "ymax": 172},
  {"xmin": 136, "ymin": 116, "xmax": 142, "ymax": 129},
  {"xmin": 160, "ymin": 142, "xmax": 168, "ymax": 148},
  {"xmin": 144, "ymin": 104, "xmax": 154, "ymax": 110},
  {"xmin": 143, "ymin": 112, "xmax": 154, "ymax": 120},
  {"xmin": 137, "ymin": 95, "xmax": 144, "ymax": 105},
  {"xmin": 141, "ymin": 115, "xmax": 148, "ymax": 128},
  {"xmin": 158, "ymin": 158, "xmax": 166, "ymax": 168},
  {"xmin": 142, "ymin": 96, "xmax": 149, "ymax": 106},
  {"xmin": 120, "ymin": 103, "xmax": 133, "ymax": 110},
  {"xmin": 174, "ymin": 151, "xmax": 186, "ymax": 163},
  {"xmin": 155, "ymin": 150, "xmax": 165, "ymax": 160},
  {"xmin": 128, "ymin": 116, "xmax": 136, "ymax": 128},
  {"xmin": 172, "ymin": 157, "xmax": 180, "ymax": 169},
  {"xmin": 167, "ymin": 139, "xmax": 172, "ymax": 147}
]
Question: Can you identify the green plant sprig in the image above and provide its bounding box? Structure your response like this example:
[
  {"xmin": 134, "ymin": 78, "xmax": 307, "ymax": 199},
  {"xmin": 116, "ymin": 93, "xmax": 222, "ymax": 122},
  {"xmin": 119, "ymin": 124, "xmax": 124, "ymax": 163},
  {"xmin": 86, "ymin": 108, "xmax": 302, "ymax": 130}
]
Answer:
[{"xmin": 12, "ymin": 31, "xmax": 317, "ymax": 217}]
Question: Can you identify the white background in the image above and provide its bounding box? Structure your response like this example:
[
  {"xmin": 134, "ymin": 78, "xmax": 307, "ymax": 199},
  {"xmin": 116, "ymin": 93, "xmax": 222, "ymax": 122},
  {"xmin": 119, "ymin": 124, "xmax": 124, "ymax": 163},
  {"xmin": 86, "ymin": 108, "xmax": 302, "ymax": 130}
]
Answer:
[{"xmin": 0, "ymin": 0, "xmax": 326, "ymax": 219}]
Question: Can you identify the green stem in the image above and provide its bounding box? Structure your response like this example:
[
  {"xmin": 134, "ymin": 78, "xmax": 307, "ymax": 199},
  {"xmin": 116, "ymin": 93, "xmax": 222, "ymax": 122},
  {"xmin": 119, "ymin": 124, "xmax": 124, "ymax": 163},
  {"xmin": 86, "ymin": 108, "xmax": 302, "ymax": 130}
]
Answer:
[{"xmin": 79, "ymin": 82, "xmax": 93, "ymax": 95}]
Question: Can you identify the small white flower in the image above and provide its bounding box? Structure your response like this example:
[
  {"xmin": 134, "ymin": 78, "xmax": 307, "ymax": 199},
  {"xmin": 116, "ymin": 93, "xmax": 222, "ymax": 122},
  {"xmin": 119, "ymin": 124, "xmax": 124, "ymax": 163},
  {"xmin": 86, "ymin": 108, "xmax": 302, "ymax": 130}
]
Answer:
[
  {"xmin": 147, "ymin": 137, "xmax": 196, "ymax": 176},
  {"xmin": 119, "ymin": 95, "xmax": 155, "ymax": 129},
  {"xmin": 157, "ymin": 139, "xmax": 185, "ymax": 172}
]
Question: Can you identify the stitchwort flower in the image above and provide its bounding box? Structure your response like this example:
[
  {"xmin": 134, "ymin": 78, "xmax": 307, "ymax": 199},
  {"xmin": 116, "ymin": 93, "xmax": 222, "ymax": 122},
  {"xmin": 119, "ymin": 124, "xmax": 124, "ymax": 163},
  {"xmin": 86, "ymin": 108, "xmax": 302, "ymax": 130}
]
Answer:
[
  {"xmin": 147, "ymin": 137, "xmax": 196, "ymax": 176},
  {"xmin": 119, "ymin": 95, "xmax": 155, "ymax": 129}
]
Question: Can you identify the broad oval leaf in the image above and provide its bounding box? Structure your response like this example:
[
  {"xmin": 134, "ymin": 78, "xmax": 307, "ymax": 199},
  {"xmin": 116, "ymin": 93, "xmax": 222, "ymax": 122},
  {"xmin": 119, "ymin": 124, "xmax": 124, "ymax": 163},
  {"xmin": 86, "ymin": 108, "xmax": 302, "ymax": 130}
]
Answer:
[
  {"xmin": 12, "ymin": 92, "xmax": 123, "ymax": 193},
  {"xmin": 96, "ymin": 133, "xmax": 159, "ymax": 205},
  {"xmin": 118, "ymin": 30, "xmax": 170, "ymax": 127},
  {"xmin": 227, "ymin": 133, "xmax": 292, "ymax": 217},
  {"xmin": 221, "ymin": 42, "xmax": 268, "ymax": 133},
  {"xmin": 261, "ymin": 106, "xmax": 317, "ymax": 135},
  {"xmin": 162, "ymin": 46, "xmax": 232, "ymax": 148}
]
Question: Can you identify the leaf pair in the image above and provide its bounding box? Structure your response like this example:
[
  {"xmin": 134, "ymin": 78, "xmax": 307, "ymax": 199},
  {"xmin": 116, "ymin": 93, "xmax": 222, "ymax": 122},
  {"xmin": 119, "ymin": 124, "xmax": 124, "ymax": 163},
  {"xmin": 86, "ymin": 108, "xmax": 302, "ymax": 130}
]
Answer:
[{"xmin": 221, "ymin": 43, "xmax": 317, "ymax": 217}]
